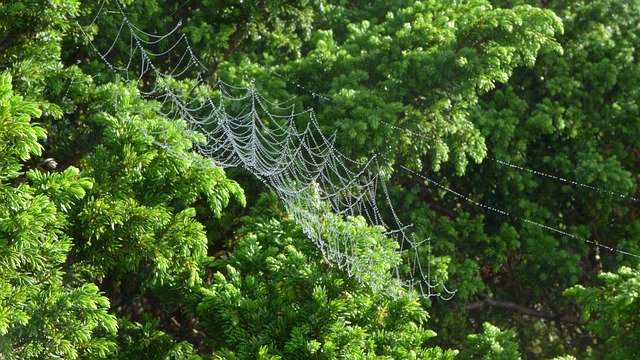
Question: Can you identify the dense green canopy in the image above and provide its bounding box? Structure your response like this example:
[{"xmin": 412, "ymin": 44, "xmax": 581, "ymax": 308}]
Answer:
[{"xmin": 1, "ymin": 1, "xmax": 639, "ymax": 359}]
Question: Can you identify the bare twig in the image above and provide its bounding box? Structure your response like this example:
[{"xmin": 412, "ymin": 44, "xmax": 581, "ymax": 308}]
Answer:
[{"xmin": 466, "ymin": 292, "xmax": 581, "ymax": 325}]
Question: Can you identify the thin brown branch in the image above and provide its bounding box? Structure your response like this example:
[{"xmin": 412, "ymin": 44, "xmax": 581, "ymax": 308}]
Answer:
[
  {"xmin": 466, "ymin": 292, "xmax": 581, "ymax": 325},
  {"xmin": 0, "ymin": 33, "xmax": 23, "ymax": 54}
]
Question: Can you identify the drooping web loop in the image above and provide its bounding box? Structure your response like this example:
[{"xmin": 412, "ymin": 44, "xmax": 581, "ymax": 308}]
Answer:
[{"xmin": 77, "ymin": 1, "xmax": 456, "ymax": 299}]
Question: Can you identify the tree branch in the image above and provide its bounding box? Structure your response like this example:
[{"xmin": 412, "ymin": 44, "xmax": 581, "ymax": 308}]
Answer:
[
  {"xmin": 0, "ymin": 33, "xmax": 23, "ymax": 54},
  {"xmin": 466, "ymin": 292, "xmax": 581, "ymax": 325}
]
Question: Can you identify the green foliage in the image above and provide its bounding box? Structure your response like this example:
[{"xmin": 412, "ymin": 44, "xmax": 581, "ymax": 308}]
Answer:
[
  {"xmin": 564, "ymin": 266, "xmax": 640, "ymax": 360},
  {"xmin": 109, "ymin": 318, "xmax": 201, "ymax": 360},
  {"xmin": 429, "ymin": 0, "xmax": 640, "ymax": 356},
  {"xmin": 283, "ymin": 186, "xmax": 404, "ymax": 295},
  {"xmin": 3, "ymin": 0, "xmax": 640, "ymax": 359},
  {"xmin": 82, "ymin": 0, "xmax": 562, "ymax": 175},
  {"xmin": 67, "ymin": 82, "xmax": 244, "ymax": 289},
  {"xmin": 0, "ymin": 73, "xmax": 116, "ymax": 359},
  {"xmin": 196, "ymin": 194, "xmax": 457, "ymax": 359},
  {"xmin": 0, "ymin": 0, "xmax": 80, "ymax": 109},
  {"xmin": 0, "ymin": 73, "xmax": 44, "ymax": 173},
  {"xmin": 458, "ymin": 323, "xmax": 521, "ymax": 360},
  {"xmin": 209, "ymin": 0, "xmax": 564, "ymax": 175}
]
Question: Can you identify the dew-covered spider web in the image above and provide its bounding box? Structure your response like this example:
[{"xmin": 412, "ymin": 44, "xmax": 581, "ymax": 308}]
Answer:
[
  {"xmin": 77, "ymin": 1, "xmax": 456, "ymax": 299},
  {"xmin": 76, "ymin": 1, "xmax": 640, "ymax": 301}
]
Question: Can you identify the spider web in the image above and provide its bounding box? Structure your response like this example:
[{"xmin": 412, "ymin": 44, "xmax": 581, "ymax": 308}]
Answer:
[
  {"xmin": 76, "ymin": 1, "xmax": 640, "ymax": 303},
  {"xmin": 76, "ymin": 1, "xmax": 456, "ymax": 299}
]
